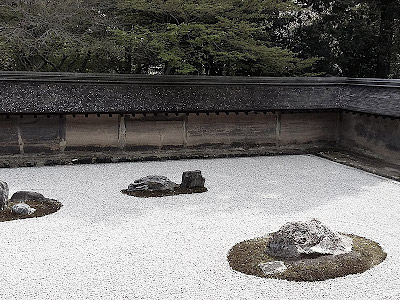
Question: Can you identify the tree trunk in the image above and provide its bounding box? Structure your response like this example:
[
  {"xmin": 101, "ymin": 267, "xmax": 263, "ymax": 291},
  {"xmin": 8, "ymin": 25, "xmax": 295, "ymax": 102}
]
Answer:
[
  {"xmin": 135, "ymin": 63, "xmax": 142, "ymax": 74},
  {"xmin": 124, "ymin": 46, "xmax": 132, "ymax": 73},
  {"xmin": 376, "ymin": 0, "xmax": 395, "ymax": 78},
  {"xmin": 163, "ymin": 61, "xmax": 172, "ymax": 75},
  {"xmin": 79, "ymin": 51, "xmax": 91, "ymax": 73}
]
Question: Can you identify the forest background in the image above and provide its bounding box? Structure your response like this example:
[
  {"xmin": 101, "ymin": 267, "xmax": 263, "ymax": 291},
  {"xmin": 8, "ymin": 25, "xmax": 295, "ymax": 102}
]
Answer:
[{"xmin": 0, "ymin": 0, "xmax": 399, "ymax": 78}]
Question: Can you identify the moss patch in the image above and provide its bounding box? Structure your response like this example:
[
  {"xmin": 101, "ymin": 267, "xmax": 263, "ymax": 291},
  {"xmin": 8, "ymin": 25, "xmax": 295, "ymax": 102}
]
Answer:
[
  {"xmin": 121, "ymin": 186, "xmax": 208, "ymax": 198},
  {"xmin": 227, "ymin": 233, "xmax": 386, "ymax": 281},
  {"xmin": 0, "ymin": 199, "xmax": 62, "ymax": 222}
]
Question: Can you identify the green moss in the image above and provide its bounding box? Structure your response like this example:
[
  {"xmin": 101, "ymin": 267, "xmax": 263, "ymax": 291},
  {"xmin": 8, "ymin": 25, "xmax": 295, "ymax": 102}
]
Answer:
[
  {"xmin": 0, "ymin": 199, "xmax": 62, "ymax": 222},
  {"xmin": 227, "ymin": 233, "xmax": 386, "ymax": 282}
]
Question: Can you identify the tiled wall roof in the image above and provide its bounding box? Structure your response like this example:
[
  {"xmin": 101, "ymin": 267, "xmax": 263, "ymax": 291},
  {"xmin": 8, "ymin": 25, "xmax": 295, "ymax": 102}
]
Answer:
[{"xmin": 0, "ymin": 72, "xmax": 399, "ymax": 117}]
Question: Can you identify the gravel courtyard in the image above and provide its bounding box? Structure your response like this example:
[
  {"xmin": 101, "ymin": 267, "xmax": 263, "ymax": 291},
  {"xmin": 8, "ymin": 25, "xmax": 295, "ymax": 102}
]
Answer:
[{"xmin": 1, "ymin": 155, "xmax": 399, "ymax": 300}]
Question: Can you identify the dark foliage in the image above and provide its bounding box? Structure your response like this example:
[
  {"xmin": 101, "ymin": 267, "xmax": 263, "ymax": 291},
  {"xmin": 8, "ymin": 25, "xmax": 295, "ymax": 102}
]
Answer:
[{"xmin": 0, "ymin": 0, "xmax": 399, "ymax": 77}]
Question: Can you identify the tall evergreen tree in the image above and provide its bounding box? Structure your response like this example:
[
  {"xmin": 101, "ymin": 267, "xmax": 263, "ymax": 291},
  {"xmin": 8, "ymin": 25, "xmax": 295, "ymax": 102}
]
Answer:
[
  {"xmin": 282, "ymin": 0, "xmax": 400, "ymax": 78},
  {"xmin": 1, "ymin": 0, "xmax": 398, "ymax": 77},
  {"xmin": 0, "ymin": 0, "xmax": 122, "ymax": 72},
  {"xmin": 115, "ymin": 0, "xmax": 317, "ymax": 76}
]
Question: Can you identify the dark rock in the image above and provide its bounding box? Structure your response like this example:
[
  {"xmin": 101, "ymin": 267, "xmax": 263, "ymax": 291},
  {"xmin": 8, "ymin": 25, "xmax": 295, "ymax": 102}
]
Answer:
[
  {"xmin": 265, "ymin": 219, "xmax": 353, "ymax": 259},
  {"xmin": 10, "ymin": 191, "xmax": 45, "ymax": 203},
  {"xmin": 181, "ymin": 170, "xmax": 205, "ymax": 189},
  {"xmin": 128, "ymin": 175, "xmax": 179, "ymax": 192},
  {"xmin": 11, "ymin": 203, "xmax": 36, "ymax": 215},
  {"xmin": 0, "ymin": 181, "xmax": 9, "ymax": 210}
]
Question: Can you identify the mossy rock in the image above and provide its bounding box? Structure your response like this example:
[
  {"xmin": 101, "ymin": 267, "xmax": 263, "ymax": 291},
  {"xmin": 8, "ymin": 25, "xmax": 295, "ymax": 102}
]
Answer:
[
  {"xmin": 121, "ymin": 186, "xmax": 208, "ymax": 198},
  {"xmin": 227, "ymin": 233, "xmax": 386, "ymax": 281},
  {"xmin": 0, "ymin": 199, "xmax": 62, "ymax": 222}
]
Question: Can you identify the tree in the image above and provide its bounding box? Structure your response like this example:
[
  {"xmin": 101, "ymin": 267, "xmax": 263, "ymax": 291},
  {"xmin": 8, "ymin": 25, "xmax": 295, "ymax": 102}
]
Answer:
[
  {"xmin": 114, "ymin": 0, "xmax": 318, "ymax": 75},
  {"xmin": 0, "ymin": 0, "xmax": 123, "ymax": 72},
  {"xmin": 375, "ymin": 0, "xmax": 399, "ymax": 78},
  {"xmin": 281, "ymin": 0, "xmax": 400, "ymax": 78},
  {"xmin": 0, "ymin": 0, "xmax": 342, "ymax": 76}
]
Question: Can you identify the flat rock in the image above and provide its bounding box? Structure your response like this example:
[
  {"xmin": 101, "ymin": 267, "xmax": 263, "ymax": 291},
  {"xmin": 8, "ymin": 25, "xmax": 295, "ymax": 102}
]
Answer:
[
  {"xmin": 0, "ymin": 181, "xmax": 9, "ymax": 210},
  {"xmin": 265, "ymin": 219, "xmax": 353, "ymax": 259},
  {"xmin": 128, "ymin": 175, "xmax": 179, "ymax": 192},
  {"xmin": 258, "ymin": 261, "xmax": 287, "ymax": 275},
  {"xmin": 10, "ymin": 191, "xmax": 45, "ymax": 203},
  {"xmin": 181, "ymin": 170, "xmax": 205, "ymax": 189},
  {"xmin": 11, "ymin": 203, "xmax": 36, "ymax": 215}
]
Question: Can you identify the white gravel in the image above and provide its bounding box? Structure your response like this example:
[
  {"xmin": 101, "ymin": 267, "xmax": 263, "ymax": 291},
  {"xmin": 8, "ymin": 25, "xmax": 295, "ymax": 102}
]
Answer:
[{"xmin": 0, "ymin": 155, "xmax": 399, "ymax": 300}]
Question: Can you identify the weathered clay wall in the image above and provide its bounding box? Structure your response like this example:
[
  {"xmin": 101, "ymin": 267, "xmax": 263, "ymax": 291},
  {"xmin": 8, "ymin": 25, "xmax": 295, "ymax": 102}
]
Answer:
[
  {"xmin": 0, "ymin": 112, "xmax": 338, "ymax": 154},
  {"xmin": 5, "ymin": 111, "xmax": 399, "ymax": 167},
  {"xmin": 185, "ymin": 113, "xmax": 277, "ymax": 148},
  {"xmin": 0, "ymin": 116, "xmax": 20, "ymax": 154},
  {"xmin": 0, "ymin": 115, "xmax": 62, "ymax": 154},
  {"xmin": 279, "ymin": 112, "xmax": 337, "ymax": 149},
  {"xmin": 0, "ymin": 74, "xmax": 399, "ymax": 167},
  {"xmin": 338, "ymin": 113, "xmax": 400, "ymax": 166},
  {"xmin": 65, "ymin": 115, "xmax": 119, "ymax": 150},
  {"xmin": 124, "ymin": 114, "xmax": 185, "ymax": 150}
]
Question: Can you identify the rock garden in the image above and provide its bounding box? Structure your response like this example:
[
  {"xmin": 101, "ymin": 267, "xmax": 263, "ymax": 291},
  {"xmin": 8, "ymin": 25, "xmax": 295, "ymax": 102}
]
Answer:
[
  {"xmin": 121, "ymin": 170, "xmax": 207, "ymax": 197},
  {"xmin": 228, "ymin": 219, "xmax": 386, "ymax": 281},
  {"xmin": 0, "ymin": 181, "xmax": 62, "ymax": 222},
  {"xmin": 0, "ymin": 156, "xmax": 398, "ymax": 299}
]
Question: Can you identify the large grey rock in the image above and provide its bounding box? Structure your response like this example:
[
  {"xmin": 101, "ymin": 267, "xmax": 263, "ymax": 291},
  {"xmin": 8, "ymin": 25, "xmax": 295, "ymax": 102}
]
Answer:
[
  {"xmin": 265, "ymin": 219, "xmax": 353, "ymax": 259},
  {"xmin": 128, "ymin": 175, "xmax": 179, "ymax": 192},
  {"xmin": 0, "ymin": 181, "xmax": 9, "ymax": 210},
  {"xmin": 10, "ymin": 191, "xmax": 45, "ymax": 203},
  {"xmin": 11, "ymin": 203, "xmax": 36, "ymax": 215},
  {"xmin": 181, "ymin": 170, "xmax": 205, "ymax": 189}
]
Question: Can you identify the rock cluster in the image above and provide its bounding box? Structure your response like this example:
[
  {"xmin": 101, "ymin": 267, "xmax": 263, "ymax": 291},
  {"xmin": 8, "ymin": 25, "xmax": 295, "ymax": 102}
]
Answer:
[
  {"xmin": 228, "ymin": 221, "xmax": 386, "ymax": 281},
  {"xmin": 127, "ymin": 170, "xmax": 206, "ymax": 193},
  {"xmin": 0, "ymin": 182, "xmax": 47, "ymax": 216},
  {"xmin": 265, "ymin": 219, "xmax": 353, "ymax": 259}
]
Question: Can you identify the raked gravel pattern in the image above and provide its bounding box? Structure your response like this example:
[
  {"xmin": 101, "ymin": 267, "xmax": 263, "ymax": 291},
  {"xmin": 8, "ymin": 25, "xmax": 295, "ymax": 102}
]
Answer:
[{"xmin": 0, "ymin": 155, "xmax": 399, "ymax": 300}]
